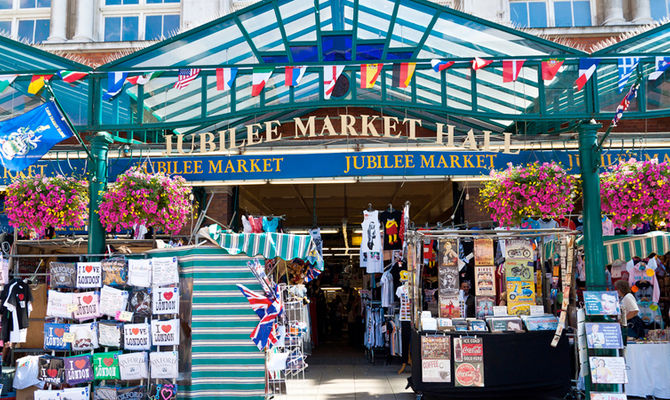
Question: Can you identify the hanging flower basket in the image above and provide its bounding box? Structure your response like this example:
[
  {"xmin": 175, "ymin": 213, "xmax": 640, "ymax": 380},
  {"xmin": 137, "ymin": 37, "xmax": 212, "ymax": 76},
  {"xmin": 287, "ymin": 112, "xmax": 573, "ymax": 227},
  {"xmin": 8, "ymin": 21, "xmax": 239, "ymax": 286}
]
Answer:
[
  {"xmin": 601, "ymin": 158, "xmax": 670, "ymax": 229},
  {"xmin": 478, "ymin": 162, "xmax": 579, "ymax": 227},
  {"xmin": 5, "ymin": 175, "xmax": 88, "ymax": 237},
  {"xmin": 98, "ymin": 166, "xmax": 193, "ymax": 235}
]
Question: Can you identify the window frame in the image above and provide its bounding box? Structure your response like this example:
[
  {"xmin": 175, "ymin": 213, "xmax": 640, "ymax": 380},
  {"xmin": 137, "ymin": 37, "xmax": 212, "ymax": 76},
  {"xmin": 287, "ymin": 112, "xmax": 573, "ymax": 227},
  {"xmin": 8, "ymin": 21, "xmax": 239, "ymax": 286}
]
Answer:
[
  {"xmin": 650, "ymin": 0, "xmax": 670, "ymax": 21},
  {"xmin": 98, "ymin": 0, "xmax": 181, "ymax": 42},
  {"xmin": 509, "ymin": 0, "xmax": 595, "ymax": 28},
  {"xmin": 0, "ymin": 0, "xmax": 51, "ymax": 42}
]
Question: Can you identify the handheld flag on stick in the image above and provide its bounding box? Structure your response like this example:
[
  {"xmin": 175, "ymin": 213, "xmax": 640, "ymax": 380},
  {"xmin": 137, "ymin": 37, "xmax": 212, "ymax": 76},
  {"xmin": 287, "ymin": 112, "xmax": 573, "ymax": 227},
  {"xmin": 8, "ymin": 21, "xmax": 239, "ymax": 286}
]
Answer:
[
  {"xmin": 237, "ymin": 284, "xmax": 284, "ymax": 350},
  {"xmin": 612, "ymin": 80, "xmax": 640, "ymax": 127}
]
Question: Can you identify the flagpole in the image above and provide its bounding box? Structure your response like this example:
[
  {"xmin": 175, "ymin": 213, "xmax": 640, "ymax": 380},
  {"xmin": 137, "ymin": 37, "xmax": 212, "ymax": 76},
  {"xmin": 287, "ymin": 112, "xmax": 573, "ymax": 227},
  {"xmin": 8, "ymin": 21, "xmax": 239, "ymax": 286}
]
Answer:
[{"xmin": 43, "ymin": 82, "xmax": 95, "ymax": 163}]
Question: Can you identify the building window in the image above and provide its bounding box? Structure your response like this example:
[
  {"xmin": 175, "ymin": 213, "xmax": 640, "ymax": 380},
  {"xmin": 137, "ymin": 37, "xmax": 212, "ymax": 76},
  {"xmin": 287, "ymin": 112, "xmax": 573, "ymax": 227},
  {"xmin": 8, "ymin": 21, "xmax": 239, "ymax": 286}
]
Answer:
[
  {"xmin": 510, "ymin": 1, "xmax": 548, "ymax": 28},
  {"xmin": 105, "ymin": 0, "xmax": 139, "ymax": 5},
  {"xmin": 104, "ymin": 16, "xmax": 139, "ymax": 41},
  {"xmin": 17, "ymin": 19, "xmax": 49, "ymax": 43},
  {"xmin": 0, "ymin": 0, "xmax": 12, "ymax": 9},
  {"xmin": 650, "ymin": 0, "xmax": 670, "ymax": 20},
  {"xmin": 554, "ymin": 0, "xmax": 591, "ymax": 27},
  {"xmin": 100, "ymin": 0, "xmax": 180, "ymax": 41},
  {"xmin": 19, "ymin": 0, "xmax": 51, "ymax": 7},
  {"xmin": 145, "ymin": 14, "xmax": 179, "ymax": 40},
  {"xmin": 0, "ymin": 20, "xmax": 10, "ymax": 34}
]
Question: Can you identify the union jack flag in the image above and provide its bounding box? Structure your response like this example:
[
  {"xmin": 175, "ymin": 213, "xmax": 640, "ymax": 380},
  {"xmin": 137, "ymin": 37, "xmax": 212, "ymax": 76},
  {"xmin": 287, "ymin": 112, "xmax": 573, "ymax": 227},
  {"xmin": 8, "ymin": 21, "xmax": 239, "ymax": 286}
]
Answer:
[
  {"xmin": 305, "ymin": 265, "xmax": 321, "ymax": 283},
  {"xmin": 173, "ymin": 68, "xmax": 200, "ymax": 90},
  {"xmin": 237, "ymin": 284, "xmax": 284, "ymax": 350},
  {"xmin": 612, "ymin": 81, "xmax": 639, "ymax": 127}
]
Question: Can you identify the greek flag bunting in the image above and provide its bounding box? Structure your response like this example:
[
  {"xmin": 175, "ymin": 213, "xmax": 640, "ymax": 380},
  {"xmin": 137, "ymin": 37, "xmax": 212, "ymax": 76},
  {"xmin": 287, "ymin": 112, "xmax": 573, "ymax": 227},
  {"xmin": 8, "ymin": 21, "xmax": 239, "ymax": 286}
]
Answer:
[{"xmin": 617, "ymin": 57, "xmax": 639, "ymax": 92}]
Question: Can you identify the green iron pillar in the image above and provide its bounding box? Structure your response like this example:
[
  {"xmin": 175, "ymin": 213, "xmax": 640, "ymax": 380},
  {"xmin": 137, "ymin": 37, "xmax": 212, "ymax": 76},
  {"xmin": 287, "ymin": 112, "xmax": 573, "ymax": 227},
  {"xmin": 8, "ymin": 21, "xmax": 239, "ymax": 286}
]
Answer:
[
  {"xmin": 578, "ymin": 120, "xmax": 607, "ymax": 290},
  {"xmin": 88, "ymin": 132, "xmax": 114, "ymax": 257}
]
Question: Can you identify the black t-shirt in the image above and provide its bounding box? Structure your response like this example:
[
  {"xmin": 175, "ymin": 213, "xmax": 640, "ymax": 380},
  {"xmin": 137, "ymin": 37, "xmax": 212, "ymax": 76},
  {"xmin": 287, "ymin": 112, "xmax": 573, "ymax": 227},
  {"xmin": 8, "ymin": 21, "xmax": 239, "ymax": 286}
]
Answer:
[
  {"xmin": 5, "ymin": 279, "xmax": 32, "ymax": 329},
  {"xmin": 379, "ymin": 210, "xmax": 403, "ymax": 250}
]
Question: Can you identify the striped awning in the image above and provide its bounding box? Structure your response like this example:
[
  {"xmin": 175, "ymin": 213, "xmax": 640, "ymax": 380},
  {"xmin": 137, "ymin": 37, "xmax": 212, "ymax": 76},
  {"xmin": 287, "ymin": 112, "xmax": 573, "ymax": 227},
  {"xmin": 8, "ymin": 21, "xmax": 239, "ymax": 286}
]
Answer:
[{"xmin": 202, "ymin": 224, "xmax": 324, "ymax": 270}]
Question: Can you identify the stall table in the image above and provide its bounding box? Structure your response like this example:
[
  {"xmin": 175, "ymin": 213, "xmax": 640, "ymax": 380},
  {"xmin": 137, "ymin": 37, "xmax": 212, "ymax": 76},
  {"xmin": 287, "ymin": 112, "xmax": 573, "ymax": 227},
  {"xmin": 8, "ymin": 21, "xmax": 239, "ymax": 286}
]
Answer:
[{"xmin": 625, "ymin": 342, "xmax": 670, "ymax": 399}]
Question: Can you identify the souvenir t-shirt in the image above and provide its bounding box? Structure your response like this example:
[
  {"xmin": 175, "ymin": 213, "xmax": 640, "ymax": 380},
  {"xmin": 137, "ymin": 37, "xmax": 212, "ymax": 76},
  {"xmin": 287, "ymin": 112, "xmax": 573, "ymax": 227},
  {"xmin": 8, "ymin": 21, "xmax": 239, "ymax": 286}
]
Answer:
[
  {"xmin": 379, "ymin": 209, "xmax": 403, "ymax": 250},
  {"xmin": 150, "ymin": 351, "xmax": 179, "ymax": 379},
  {"xmin": 101, "ymin": 258, "xmax": 127, "ymax": 287},
  {"xmin": 72, "ymin": 291, "xmax": 100, "ymax": 321},
  {"xmin": 4, "ymin": 279, "xmax": 33, "ymax": 340},
  {"xmin": 34, "ymin": 390, "xmax": 64, "ymax": 400},
  {"xmin": 64, "ymin": 355, "xmax": 94, "ymax": 385},
  {"xmin": 124, "ymin": 323, "xmax": 151, "ymax": 350},
  {"xmin": 151, "ymin": 257, "xmax": 179, "ymax": 287},
  {"xmin": 46, "ymin": 290, "xmax": 73, "ymax": 318},
  {"xmin": 151, "ymin": 319, "xmax": 180, "ymax": 346},
  {"xmin": 61, "ymin": 388, "xmax": 90, "ymax": 400},
  {"xmin": 94, "ymin": 386, "xmax": 118, "ymax": 400},
  {"xmin": 150, "ymin": 383, "xmax": 177, "ymax": 400},
  {"xmin": 152, "ymin": 287, "xmax": 179, "ymax": 315},
  {"xmin": 396, "ymin": 285, "xmax": 411, "ymax": 322},
  {"xmin": 71, "ymin": 322, "xmax": 99, "ymax": 351},
  {"xmin": 98, "ymin": 321, "xmax": 123, "ymax": 348},
  {"xmin": 93, "ymin": 351, "xmax": 121, "ymax": 380},
  {"xmin": 76, "ymin": 262, "xmax": 102, "ymax": 288},
  {"xmin": 129, "ymin": 289, "xmax": 152, "ymax": 317},
  {"xmin": 118, "ymin": 352, "xmax": 149, "ymax": 380},
  {"xmin": 118, "ymin": 386, "xmax": 146, "ymax": 400},
  {"xmin": 128, "ymin": 259, "xmax": 152, "ymax": 287},
  {"xmin": 13, "ymin": 355, "xmax": 41, "ymax": 390},
  {"xmin": 50, "ymin": 262, "xmax": 77, "ymax": 288},
  {"xmin": 38, "ymin": 356, "xmax": 64, "ymax": 385},
  {"xmin": 44, "ymin": 322, "xmax": 70, "ymax": 351},
  {"xmin": 99, "ymin": 285, "xmax": 129, "ymax": 318}
]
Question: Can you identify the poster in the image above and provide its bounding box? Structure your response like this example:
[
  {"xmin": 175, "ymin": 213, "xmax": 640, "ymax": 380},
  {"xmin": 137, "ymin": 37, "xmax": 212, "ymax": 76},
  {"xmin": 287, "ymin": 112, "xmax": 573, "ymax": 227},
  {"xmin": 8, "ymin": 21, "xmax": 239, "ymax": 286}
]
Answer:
[
  {"xmin": 438, "ymin": 265, "xmax": 459, "ymax": 296},
  {"xmin": 506, "ymin": 280, "xmax": 535, "ymax": 316},
  {"xmin": 454, "ymin": 337, "xmax": 484, "ymax": 387},
  {"xmin": 488, "ymin": 316, "xmax": 523, "ymax": 332},
  {"xmin": 473, "ymin": 238, "xmax": 494, "ymax": 266},
  {"xmin": 589, "ymin": 357, "xmax": 628, "ymax": 384},
  {"xmin": 152, "ymin": 287, "xmax": 180, "ymax": 315},
  {"xmin": 421, "ymin": 335, "xmax": 451, "ymax": 383},
  {"xmin": 439, "ymin": 239, "xmax": 459, "ymax": 267},
  {"xmin": 504, "ymin": 259, "xmax": 534, "ymax": 281},
  {"xmin": 475, "ymin": 296, "xmax": 495, "ymax": 318},
  {"xmin": 504, "ymin": 239, "xmax": 533, "ymax": 260},
  {"xmin": 76, "ymin": 262, "xmax": 102, "ymax": 288},
  {"xmin": 583, "ymin": 291, "xmax": 620, "ymax": 316},
  {"xmin": 439, "ymin": 296, "xmax": 460, "ymax": 318},
  {"xmin": 521, "ymin": 315, "xmax": 559, "ymax": 331},
  {"xmin": 585, "ymin": 323, "xmax": 624, "ymax": 349},
  {"xmin": 590, "ymin": 393, "xmax": 628, "ymax": 400},
  {"xmin": 475, "ymin": 266, "xmax": 496, "ymax": 296}
]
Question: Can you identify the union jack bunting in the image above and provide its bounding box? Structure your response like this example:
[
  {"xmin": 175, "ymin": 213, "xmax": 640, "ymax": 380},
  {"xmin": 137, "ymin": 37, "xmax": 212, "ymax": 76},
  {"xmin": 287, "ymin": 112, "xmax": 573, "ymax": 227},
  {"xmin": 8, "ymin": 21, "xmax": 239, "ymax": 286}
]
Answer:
[
  {"xmin": 237, "ymin": 284, "xmax": 284, "ymax": 350},
  {"xmin": 173, "ymin": 68, "xmax": 200, "ymax": 90},
  {"xmin": 612, "ymin": 81, "xmax": 640, "ymax": 127}
]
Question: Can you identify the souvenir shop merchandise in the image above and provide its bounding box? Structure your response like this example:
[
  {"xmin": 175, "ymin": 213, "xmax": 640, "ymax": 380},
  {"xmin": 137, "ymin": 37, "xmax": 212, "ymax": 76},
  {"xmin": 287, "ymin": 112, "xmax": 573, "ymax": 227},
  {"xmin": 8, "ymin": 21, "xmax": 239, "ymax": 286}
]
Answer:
[
  {"xmin": 454, "ymin": 336, "xmax": 484, "ymax": 387},
  {"xmin": 124, "ymin": 322, "xmax": 151, "ymax": 350},
  {"xmin": 98, "ymin": 320, "xmax": 123, "ymax": 348},
  {"xmin": 71, "ymin": 322, "xmax": 100, "ymax": 351},
  {"xmin": 118, "ymin": 386, "xmax": 147, "ymax": 400},
  {"xmin": 49, "ymin": 262, "xmax": 77, "ymax": 288},
  {"xmin": 129, "ymin": 288, "xmax": 152, "ymax": 316},
  {"xmin": 380, "ymin": 269, "xmax": 394, "ymax": 308},
  {"xmin": 37, "ymin": 355, "xmax": 64, "ymax": 385},
  {"xmin": 76, "ymin": 262, "xmax": 102, "ymax": 288},
  {"xmin": 94, "ymin": 386, "xmax": 117, "ymax": 400},
  {"xmin": 151, "ymin": 318, "xmax": 180, "ymax": 346},
  {"xmin": 93, "ymin": 351, "xmax": 121, "ymax": 380},
  {"xmin": 118, "ymin": 351, "xmax": 149, "ymax": 380},
  {"xmin": 128, "ymin": 259, "xmax": 152, "ymax": 287},
  {"xmin": 149, "ymin": 351, "xmax": 179, "ymax": 379},
  {"xmin": 150, "ymin": 383, "xmax": 177, "ymax": 400},
  {"xmin": 152, "ymin": 287, "xmax": 179, "ymax": 315},
  {"xmin": 2, "ymin": 278, "xmax": 33, "ymax": 343},
  {"xmin": 360, "ymin": 210, "xmax": 383, "ymax": 273},
  {"xmin": 44, "ymin": 322, "xmax": 70, "ymax": 351},
  {"xmin": 46, "ymin": 289, "xmax": 73, "ymax": 319},
  {"xmin": 64, "ymin": 355, "xmax": 94, "ymax": 385},
  {"xmin": 13, "ymin": 355, "xmax": 41, "ymax": 390},
  {"xmin": 379, "ymin": 208, "xmax": 403, "ymax": 250},
  {"xmin": 151, "ymin": 257, "xmax": 179, "ymax": 287},
  {"xmin": 396, "ymin": 283, "xmax": 411, "ymax": 322},
  {"xmin": 101, "ymin": 258, "xmax": 128, "ymax": 286},
  {"xmin": 99, "ymin": 285, "xmax": 129, "ymax": 318},
  {"xmin": 72, "ymin": 291, "xmax": 101, "ymax": 321},
  {"xmin": 626, "ymin": 258, "xmax": 660, "ymax": 303},
  {"xmin": 35, "ymin": 387, "xmax": 89, "ymax": 400},
  {"xmin": 421, "ymin": 335, "xmax": 451, "ymax": 383}
]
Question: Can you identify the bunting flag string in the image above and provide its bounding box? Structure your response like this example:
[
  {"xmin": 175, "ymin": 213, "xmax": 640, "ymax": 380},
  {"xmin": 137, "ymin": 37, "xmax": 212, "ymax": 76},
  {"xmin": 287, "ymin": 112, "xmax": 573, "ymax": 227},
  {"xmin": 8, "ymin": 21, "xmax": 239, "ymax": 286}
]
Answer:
[
  {"xmin": 58, "ymin": 70, "xmax": 88, "ymax": 84},
  {"xmin": 27, "ymin": 74, "xmax": 53, "ymax": 95},
  {"xmin": 612, "ymin": 78, "xmax": 640, "ymax": 127},
  {"xmin": 323, "ymin": 65, "xmax": 344, "ymax": 100},
  {"xmin": 617, "ymin": 57, "xmax": 639, "ymax": 92},
  {"xmin": 360, "ymin": 63, "xmax": 383, "ymax": 89},
  {"xmin": 502, "ymin": 60, "xmax": 525, "ymax": 82},
  {"xmin": 0, "ymin": 74, "xmax": 17, "ymax": 93},
  {"xmin": 575, "ymin": 58, "xmax": 600, "ymax": 91},
  {"xmin": 284, "ymin": 66, "xmax": 306, "ymax": 87},
  {"xmin": 648, "ymin": 56, "xmax": 670, "ymax": 80},
  {"xmin": 216, "ymin": 67, "xmax": 237, "ymax": 91},
  {"xmin": 541, "ymin": 59, "xmax": 564, "ymax": 81}
]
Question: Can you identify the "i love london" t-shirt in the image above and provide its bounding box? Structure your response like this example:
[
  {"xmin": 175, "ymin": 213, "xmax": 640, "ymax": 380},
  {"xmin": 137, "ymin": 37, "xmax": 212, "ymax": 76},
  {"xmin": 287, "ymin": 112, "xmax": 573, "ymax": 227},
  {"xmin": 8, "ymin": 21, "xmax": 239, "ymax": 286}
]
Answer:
[
  {"xmin": 73, "ymin": 291, "xmax": 100, "ymax": 321},
  {"xmin": 76, "ymin": 262, "xmax": 102, "ymax": 288},
  {"xmin": 151, "ymin": 319, "xmax": 180, "ymax": 346},
  {"xmin": 64, "ymin": 355, "xmax": 93, "ymax": 385},
  {"xmin": 93, "ymin": 351, "xmax": 120, "ymax": 380},
  {"xmin": 152, "ymin": 287, "xmax": 179, "ymax": 315},
  {"xmin": 44, "ymin": 323, "xmax": 70, "ymax": 351},
  {"xmin": 124, "ymin": 323, "xmax": 151, "ymax": 350}
]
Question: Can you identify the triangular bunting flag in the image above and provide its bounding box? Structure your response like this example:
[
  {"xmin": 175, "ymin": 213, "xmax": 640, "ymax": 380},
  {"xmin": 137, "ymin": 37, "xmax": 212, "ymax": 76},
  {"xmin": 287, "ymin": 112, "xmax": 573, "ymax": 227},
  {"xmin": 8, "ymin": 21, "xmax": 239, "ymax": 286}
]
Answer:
[
  {"xmin": 431, "ymin": 59, "xmax": 455, "ymax": 72},
  {"xmin": 649, "ymin": 56, "xmax": 670, "ymax": 81},
  {"xmin": 0, "ymin": 75, "xmax": 17, "ymax": 93},
  {"xmin": 216, "ymin": 68, "xmax": 237, "ymax": 91},
  {"xmin": 502, "ymin": 60, "xmax": 525, "ymax": 83},
  {"xmin": 103, "ymin": 72, "xmax": 128, "ymax": 101},
  {"xmin": 323, "ymin": 65, "xmax": 345, "ymax": 100},
  {"xmin": 541, "ymin": 59, "xmax": 564, "ymax": 81},
  {"xmin": 392, "ymin": 63, "xmax": 416, "ymax": 88},
  {"xmin": 617, "ymin": 57, "xmax": 639, "ymax": 92},
  {"xmin": 58, "ymin": 71, "xmax": 88, "ymax": 84},
  {"xmin": 127, "ymin": 71, "xmax": 161, "ymax": 85},
  {"xmin": 174, "ymin": 68, "xmax": 200, "ymax": 90},
  {"xmin": 252, "ymin": 67, "xmax": 274, "ymax": 96},
  {"xmin": 612, "ymin": 81, "xmax": 640, "ymax": 127},
  {"xmin": 472, "ymin": 57, "xmax": 493, "ymax": 71},
  {"xmin": 361, "ymin": 64, "xmax": 383, "ymax": 89},
  {"xmin": 27, "ymin": 74, "xmax": 53, "ymax": 95},
  {"xmin": 575, "ymin": 58, "xmax": 600, "ymax": 91},
  {"xmin": 284, "ymin": 66, "xmax": 306, "ymax": 87}
]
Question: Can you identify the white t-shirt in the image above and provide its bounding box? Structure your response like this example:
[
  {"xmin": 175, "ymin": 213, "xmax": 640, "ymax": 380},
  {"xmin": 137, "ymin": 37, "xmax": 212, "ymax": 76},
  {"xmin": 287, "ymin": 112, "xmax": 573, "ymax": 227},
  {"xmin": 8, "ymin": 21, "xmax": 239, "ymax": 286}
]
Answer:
[
  {"xmin": 396, "ymin": 285, "xmax": 411, "ymax": 322},
  {"xmin": 620, "ymin": 292, "xmax": 639, "ymax": 325},
  {"xmin": 380, "ymin": 271, "xmax": 394, "ymax": 308}
]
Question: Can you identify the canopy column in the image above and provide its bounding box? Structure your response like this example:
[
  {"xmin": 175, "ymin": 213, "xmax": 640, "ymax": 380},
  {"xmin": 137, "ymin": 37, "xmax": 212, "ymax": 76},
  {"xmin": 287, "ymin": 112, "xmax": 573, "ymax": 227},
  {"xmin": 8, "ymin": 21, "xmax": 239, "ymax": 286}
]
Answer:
[{"xmin": 87, "ymin": 132, "xmax": 114, "ymax": 257}]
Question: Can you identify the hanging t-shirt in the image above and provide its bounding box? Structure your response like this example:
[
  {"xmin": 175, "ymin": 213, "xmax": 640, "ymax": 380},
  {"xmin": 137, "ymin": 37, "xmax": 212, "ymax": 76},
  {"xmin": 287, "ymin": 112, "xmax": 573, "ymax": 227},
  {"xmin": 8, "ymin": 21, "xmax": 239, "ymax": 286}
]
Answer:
[
  {"xmin": 99, "ymin": 285, "xmax": 129, "ymax": 318},
  {"xmin": 627, "ymin": 259, "xmax": 660, "ymax": 303},
  {"xmin": 38, "ymin": 356, "xmax": 64, "ymax": 386},
  {"xmin": 117, "ymin": 386, "xmax": 147, "ymax": 400},
  {"xmin": 151, "ymin": 318, "xmax": 180, "ymax": 346},
  {"xmin": 124, "ymin": 323, "xmax": 151, "ymax": 350},
  {"xmin": 602, "ymin": 217, "xmax": 615, "ymax": 236},
  {"xmin": 64, "ymin": 355, "xmax": 94, "ymax": 385},
  {"xmin": 380, "ymin": 271, "xmax": 394, "ymax": 308},
  {"xmin": 98, "ymin": 321, "xmax": 123, "ymax": 348},
  {"xmin": 360, "ymin": 210, "xmax": 383, "ymax": 273},
  {"xmin": 152, "ymin": 287, "xmax": 179, "ymax": 315},
  {"xmin": 93, "ymin": 387, "xmax": 117, "ymax": 400},
  {"xmin": 129, "ymin": 288, "xmax": 152, "ymax": 316},
  {"xmin": 309, "ymin": 228, "xmax": 323, "ymax": 256},
  {"xmin": 537, "ymin": 219, "xmax": 559, "ymax": 243},
  {"xmin": 379, "ymin": 209, "xmax": 403, "ymax": 250},
  {"xmin": 128, "ymin": 259, "xmax": 152, "ymax": 287},
  {"xmin": 150, "ymin": 383, "xmax": 177, "ymax": 400},
  {"xmin": 49, "ymin": 262, "xmax": 77, "ymax": 288},
  {"xmin": 71, "ymin": 322, "xmax": 99, "ymax": 351},
  {"xmin": 262, "ymin": 216, "xmax": 280, "ymax": 233},
  {"xmin": 396, "ymin": 285, "xmax": 411, "ymax": 322},
  {"xmin": 13, "ymin": 355, "xmax": 41, "ymax": 390},
  {"xmin": 46, "ymin": 290, "xmax": 73, "ymax": 318},
  {"xmin": 118, "ymin": 352, "xmax": 149, "ymax": 381},
  {"xmin": 4, "ymin": 279, "xmax": 33, "ymax": 343},
  {"xmin": 44, "ymin": 323, "xmax": 70, "ymax": 351},
  {"xmin": 150, "ymin": 351, "xmax": 179, "ymax": 379},
  {"xmin": 76, "ymin": 262, "xmax": 102, "ymax": 288},
  {"xmin": 36, "ymin": 389, "xmax": 90, "ymax": 400},
  {"xmin": 151, "ymin": 257, "xmax": 179, "ymax": 287},
  {"xmin": 101, "ymin": 258, "xmax": 128, "ymax": 287},
  {"xmin": 93, "ymin": 351, "xmax": 121, "ymax": 381},
  {"xmin": 72, "ymin": 291, "xmax": 100, "ymax": 321}
]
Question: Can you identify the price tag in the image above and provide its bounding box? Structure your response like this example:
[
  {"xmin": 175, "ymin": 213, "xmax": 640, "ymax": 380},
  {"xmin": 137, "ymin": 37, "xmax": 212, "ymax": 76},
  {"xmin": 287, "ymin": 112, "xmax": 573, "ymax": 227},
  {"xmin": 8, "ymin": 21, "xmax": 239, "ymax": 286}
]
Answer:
[
  {"xmin": 67, "ymin": 304, "xmax": 78, "ymax": 313},
  {"xmin": 62, "ymin": 333, "xmax": 75, "ymax": 343},
  {"xmin": 493, "ymin": 306, "xmax": 508, "ymax": 316},
  {"xmin": 530, "ymin": 305, "xmax": 544, "ymax": 316},
  {"xmin": 116, "ymin": 311, "xmax": 133, "ymax": 322}
]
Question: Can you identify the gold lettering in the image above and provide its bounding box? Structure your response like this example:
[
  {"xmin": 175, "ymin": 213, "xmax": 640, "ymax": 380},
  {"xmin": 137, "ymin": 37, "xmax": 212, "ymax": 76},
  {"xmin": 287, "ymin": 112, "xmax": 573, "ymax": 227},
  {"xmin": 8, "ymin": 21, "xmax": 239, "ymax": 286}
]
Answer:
[
  {"xmin": 274, "ymin": 158, "xmax": 283, "ymax": 172},
  {"xmin": 246, "ymin": 123, "xmax": 263, "ymax": 146},
  {"xmin": 405, "ymin": 155, "xmax": 415, "ymax": 168},
  {"xmin": 476, "ymin": 155, "xmax": 486, "ymax": 168},
  {"xmin": 156, "ymin": 161, "xmax": 167, "ymax": 173},
  {"xmin": 209, "ymin": 160, "xmax": 222, "ymax": 174},
  {"xmin": 237, "ymin": 159, "xmax": 248, "ymax": 173},
  {"xmin": 224, "ymin": 160, "xmax": 235, "ymax": 173},
  {"xmin": 265, "ymin": 120, "xmax": 282, "ymax": 142},
  {"xmin": 360, "ymin": 115, "xmax": 379, "ymax": 136},
  {"xmin": 321, "ymin": 116, "xmax": 337, "ymax": 136},
  {"xmin": 394, "ymin": 154, "xmax": 404, "ymax": 168},
  {"xmin": 665, "ymin": 154, "xmax": 670, "ymax": 163},
  {"xmin": 354, "ymin": 156, "xmax": 365, "ymax": 170},
  {"xmin": 450, "ymin": 155, "xmax": 461, "ymax": 168},
  {"xmin": 263, "ymin": 158, "xmax": 272, "ymax": 172},
  {"xmin": 340, "ymin": 114, "xmax": 357, "ymax": 136},
  {"xmin": 194, "ymin": 160, "xmax": 203, "ymax": 174},
  {"xmin": 403, "ymin": 118, "xmax": 422, "ymax": 140},
  {"xmin": 437, "ymin": 155, "xmax": 448, "ymax": 168},
  {"xmin": 250, "ymin": 159, "xmax": 262, "ymax": 172},
  {"xmin": 344, "ymin": 156, "xmax": 351, "ymax": 174},
  {"xmin": 294, "ymin": 116, "xmax": 317, "ymax": 138},
  {"xmin": 367, "ymin": 155, "xmax": 379, "ymax": 169},
  {"xmin": 382, "ymin": 155, "xmax": 392, "ymax": 168},
  {"xmin": 420, "ymin": 155, "xmax": 435, "ymax": 168},
  {"xmin": 183, "ymin": 161, "xmax": 192, "ymax": 174},
  {"xmin": 487, "ymin": 155, "xmax": 495, "ymax": 168},
  {"xmin": 463, "ymin": 155, "xmax": 475, "ymax": 168},
  {"xmin": 38, "ymin": 165, "xmax": 46, "ymax": 176},
  {"xmin": 199, "ymin": 132, "xmax": 216, "ymax": 154},
  {"xmin": 383, "ymin": 116, "xmax": 400, "ymax": 138}
]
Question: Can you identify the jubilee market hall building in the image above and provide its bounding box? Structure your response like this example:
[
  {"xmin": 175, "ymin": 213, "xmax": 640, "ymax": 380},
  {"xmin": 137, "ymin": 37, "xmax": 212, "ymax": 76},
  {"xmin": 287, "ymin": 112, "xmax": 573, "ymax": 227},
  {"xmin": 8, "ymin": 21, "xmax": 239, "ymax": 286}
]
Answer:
[{"xmin": 2, "ymin": 0, "xmax": 670, "ymax": 399}]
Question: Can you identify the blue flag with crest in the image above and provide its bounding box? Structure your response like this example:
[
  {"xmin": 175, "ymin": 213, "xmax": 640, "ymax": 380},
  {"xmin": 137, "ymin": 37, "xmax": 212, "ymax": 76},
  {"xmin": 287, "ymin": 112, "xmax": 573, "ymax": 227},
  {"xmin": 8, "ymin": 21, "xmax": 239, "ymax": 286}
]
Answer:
[{"xmin": 0, "ymin": 101, "xmax": 74, "ymax": 171}]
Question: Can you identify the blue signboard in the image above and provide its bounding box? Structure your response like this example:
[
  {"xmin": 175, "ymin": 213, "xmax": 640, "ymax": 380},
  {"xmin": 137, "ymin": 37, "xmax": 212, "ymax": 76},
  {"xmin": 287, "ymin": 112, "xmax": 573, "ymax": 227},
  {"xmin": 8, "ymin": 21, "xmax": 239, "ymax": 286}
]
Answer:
[{"xmin": 1, "ymin": 148, "xmax": 669, "ymax": 185}]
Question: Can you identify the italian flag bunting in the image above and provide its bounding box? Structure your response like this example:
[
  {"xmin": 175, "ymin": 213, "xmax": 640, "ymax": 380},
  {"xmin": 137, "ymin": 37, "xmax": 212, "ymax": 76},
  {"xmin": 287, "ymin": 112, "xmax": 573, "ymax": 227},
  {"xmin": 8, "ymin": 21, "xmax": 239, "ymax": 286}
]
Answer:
[
  {"xmin": 127, "ymin": 71, "xmax": 162, "ymax": 85},
  {"xmin": 28, "ymin": 74, "xmax": 53, "ymax": 95},
  {"xmin": 360, "ymin": 64, "xmax": 383, "ymax": 89},
  {"xmin": 541, "ymin": 59, "xmax": 564, "ymax": 81},
  {"xmin": 0, "ymin": 75, "xmax": 17, "ymax": 93},
  {"xmin": 58, "ymin": 70, "xmax": 88, "ymax": 84},
  {"xmin": 392, "ymin": 63, "xmax": 416, "ymax": 88},
  {"xmin": 252, "ymin": 67, "xmax": 274, "ymax": 96}
]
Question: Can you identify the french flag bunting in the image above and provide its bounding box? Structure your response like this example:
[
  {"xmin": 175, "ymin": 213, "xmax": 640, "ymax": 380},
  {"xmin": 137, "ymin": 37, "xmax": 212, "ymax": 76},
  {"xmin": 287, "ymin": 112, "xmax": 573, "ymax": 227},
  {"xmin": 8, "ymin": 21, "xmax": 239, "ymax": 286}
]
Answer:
[
  {"xmin": 323, "ymin": 65, "xmax": 345, "ymax": 100},
  {"xmin": 103, "ymin": 72, "xmax": 128, "ymax": 101},
  {"xmin": 216, "ymin": 67, "xmax": 238, "ymax": 91},
  {"xmin": 575, "ymin": 58, "xmax": 600, "ymax": 91},
  {"xmin": 648, "ymin": 56, "xmax": 670, "ymax": 81},
  {"xmin": 431, "ymin": 59, "xmax": 455, "ymax": 72},
  {"xmin": 617, "ymin": 57, "xmax": 639, "ymax": 92},
  {"xmin": 285, "ymin": 66, "xmax": 306, "ymax": 87},
  {"xmin": 472, "ymin": 57, "xmax": 493, "ymax": 70},
  {"xmin": 502, "ymin": 60, "xmax": 525, "ymax": 83}
]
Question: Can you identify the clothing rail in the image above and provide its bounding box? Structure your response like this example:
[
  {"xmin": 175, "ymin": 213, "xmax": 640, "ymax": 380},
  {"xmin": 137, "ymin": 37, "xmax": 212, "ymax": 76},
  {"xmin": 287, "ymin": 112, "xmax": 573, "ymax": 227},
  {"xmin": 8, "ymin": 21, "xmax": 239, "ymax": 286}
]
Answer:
[{"xmin": 408, "ymin": 228, "xmax": 579, "ymax": 240}]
